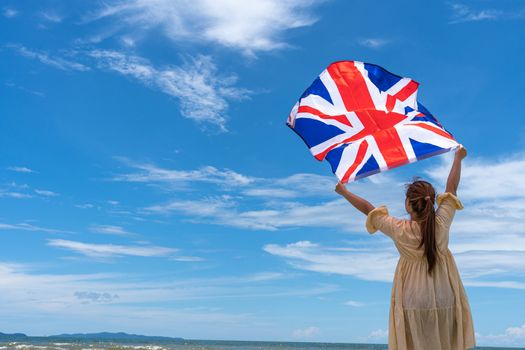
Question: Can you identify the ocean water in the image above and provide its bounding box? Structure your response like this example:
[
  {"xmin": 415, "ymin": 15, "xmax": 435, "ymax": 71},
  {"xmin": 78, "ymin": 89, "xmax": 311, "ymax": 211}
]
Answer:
[{"xmin": 0, "ymin": 340, "xmax": 523, "ymax": 350}]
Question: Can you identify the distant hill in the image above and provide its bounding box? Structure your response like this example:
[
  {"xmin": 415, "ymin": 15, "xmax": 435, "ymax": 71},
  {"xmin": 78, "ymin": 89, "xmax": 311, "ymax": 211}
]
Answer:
[
  {"xmin": 0, "ymin": 332, "xmax": 183, "ymax": 342},
  {"xmin": 0, "ymin": 332, "xmax": 28, "ymax": 340}
]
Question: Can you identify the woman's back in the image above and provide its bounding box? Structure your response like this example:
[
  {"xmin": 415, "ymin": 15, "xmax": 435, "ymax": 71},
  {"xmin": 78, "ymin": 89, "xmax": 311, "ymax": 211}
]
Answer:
[{"xmin": 366, "ymin": 193, "xmax": 475, "ymax": 349}]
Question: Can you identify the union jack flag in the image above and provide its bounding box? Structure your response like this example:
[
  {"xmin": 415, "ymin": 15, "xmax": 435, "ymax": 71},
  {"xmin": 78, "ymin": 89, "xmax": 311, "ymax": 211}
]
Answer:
[{"xmin": 287, "ymin": 61, "xmax": 459, "ymax": 183}]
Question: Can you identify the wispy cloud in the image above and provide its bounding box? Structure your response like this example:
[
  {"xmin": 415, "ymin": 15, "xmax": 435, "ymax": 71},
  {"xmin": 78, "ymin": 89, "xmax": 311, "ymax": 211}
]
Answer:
[
  {"xmin": 7, "ymin": 166, "xmax": 34, "ymax": 173},
  {"xmin": 7, "ymin": 166, "xmax": 35, "ymax": 173},
  {"xmin": 34, "ymin": 189, "xmax": 59, "ymax": 197},
  {"xmin": 476, "ymin": 324, "xmax": 525, "ymax": 347},
  {"xmin": 0, "ymin": 261, "xmax": 341, "ymax": 342},
  {"xmin": 368, "ymin": 328, "xmax": 388, "ymax": 341},
  {"xmin": 2, "ymin": 7, "xmax": 18, "ymax": 18},
  {"xmin": 115, "ymin": 151, "xmax": 525, "ymax": 289},
  {"xmin": 4, "ymin": 81, "xmax": 45, "ymax": 97},
  {"xmin": 114, "ymin": 160, "xmax": 340, "ymax": 197},
  {"xmin": 136, "ymin": 164, "xmax": 400, "ymax": 231},
  {"xmin": 48, "ymin": 239, "xmax": 177, "ymax": 259},
  {"xmin": 292, "ymin": 326, "xmax": 320, "ymax": 339},
  {"xmin": 74, "ymin": 291, "xmax": 119, "ymax": 303},
  {"xmin": 170, "ymin": 255, "xmax": 205, "ymax": 262},
  {"xmin": 88, "ymin": 50, "xmax": 250, "ymax": 131},
  {"xmin": 254, "ymin": 152, "xmax": 525, "ymax": 289},
  {"xmin": 0, "ymin": 261, "xmax": 334, "ymax": 329},
  {"xmin": 10, "ymin": 44, "xmax": 250, "ymax": 131},
  {"xmin": 344, "ymin": 299, "xmax": 365, "ymax": 307},
  {"xmin": 0, "ymin": 191, "xmax": 33, "ymax": 199},
  {"xmin": 39, "ymin": 10, "xmax": 63, "ymax": 23},
  {"xmin": 1, "ymin": 182, "xmax": 59, "ymax": 199},
  {"xmin": 359, "ymin": 38, "xmax": 390, "ymax": 49},
  {"xmin": 113, "ymin": 159, "xmax": 254, "ymax": 187},
  {"xmin": 75, "ymin": 203, "xmax": 94, "ymax": 209},
  {"xmin": 264, "ymin": 239, "xmax": 525, "ymax": 290},
  {"xmin": 426, "ymin": 152, "xmax": 525, "ymax": 200},
  {"xmin": 0, "ymin": 222, "xmax": 71, "ymax": 234},
  {"xmin": 86, "ymin": 0, "xmax": 322, "ymax": 56},
  {"xmin": 89, "ymin": 224, "xmax": 132, "ymax": 236},
  {"xmin": 0, "ymin": 262, "xmax": 252, "ymax": 333},
  {"xmin": 449, "ymin": 3, "xmax": 525, "ymax": 23},
  {"xmin": 7, "ymin": 44, "xmax": 90, "ymax": 71},
  {"xmin": 145, "ymin": 196, "xmax": 364, "ymax": 231},
  {"xmin": 264, "ymin": 240, "xmax": 397, "ymax": 282}
]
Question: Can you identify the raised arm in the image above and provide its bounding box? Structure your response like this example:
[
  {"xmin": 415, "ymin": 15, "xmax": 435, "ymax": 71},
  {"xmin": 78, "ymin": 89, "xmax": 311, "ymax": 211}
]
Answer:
[
  {"xmin": 445, "ymin": 145, "xmax": 467, "ymax": 195},
  {"xmin": 335, "ymin": 182, "xmax": 375, "ymax": 215}
]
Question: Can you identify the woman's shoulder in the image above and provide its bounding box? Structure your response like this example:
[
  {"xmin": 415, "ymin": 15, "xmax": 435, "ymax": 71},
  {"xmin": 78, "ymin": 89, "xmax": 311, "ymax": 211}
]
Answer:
[{"xmin": 437, "ymin": 192, "xmax": 464, "ymax": 210}]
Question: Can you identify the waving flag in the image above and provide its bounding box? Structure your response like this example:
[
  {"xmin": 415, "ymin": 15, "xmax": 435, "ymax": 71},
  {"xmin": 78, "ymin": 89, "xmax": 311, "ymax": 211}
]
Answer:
[{"xmin": 287, "ymin": 61, "xmax": 459, "ymax": 183}]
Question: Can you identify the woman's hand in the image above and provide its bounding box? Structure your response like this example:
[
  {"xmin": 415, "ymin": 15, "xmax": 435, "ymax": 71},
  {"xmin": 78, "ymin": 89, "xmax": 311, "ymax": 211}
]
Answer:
[
  {"xmin": 335, "ymin": 181, "xmax": 348, "ymax": 196},
  {"xmin": 455, "ymin": 144, "xmax": 467, "ymax": 161}
]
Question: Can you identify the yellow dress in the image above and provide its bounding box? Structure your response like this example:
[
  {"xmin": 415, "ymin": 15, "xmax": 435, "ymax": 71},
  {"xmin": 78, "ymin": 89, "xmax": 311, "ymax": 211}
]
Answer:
[{"xmin": 366, "ymin": 193, "xmax": 476, "ymax": 350}]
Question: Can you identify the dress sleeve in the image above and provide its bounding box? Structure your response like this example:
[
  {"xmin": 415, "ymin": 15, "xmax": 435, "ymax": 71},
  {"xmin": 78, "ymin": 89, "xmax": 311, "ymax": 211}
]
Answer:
[
  {"xmin": 436, "ymin": 192, "xmax": 463, "ymax": 229},
  {"xmin": 366, "ymin": 206, "xmax": 406, "ymax": 241}
]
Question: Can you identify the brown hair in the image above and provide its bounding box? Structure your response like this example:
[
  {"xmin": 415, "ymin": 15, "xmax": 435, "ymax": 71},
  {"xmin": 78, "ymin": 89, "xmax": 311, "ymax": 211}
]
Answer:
[{"xmin": 405, "ymin": 179, "xmax": 437, "ymax": 274}]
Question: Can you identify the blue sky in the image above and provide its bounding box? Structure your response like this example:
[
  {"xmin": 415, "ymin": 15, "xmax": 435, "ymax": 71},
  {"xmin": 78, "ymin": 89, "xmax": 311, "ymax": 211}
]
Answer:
[{"xmin": 1, "ymin": 0, "xmax": 525, "ymax": 346}]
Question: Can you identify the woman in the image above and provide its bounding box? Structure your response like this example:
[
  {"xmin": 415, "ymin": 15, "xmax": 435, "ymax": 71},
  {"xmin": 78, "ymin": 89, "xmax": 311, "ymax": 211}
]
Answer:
[{"xmin": 335, "ymin": 145, "xmax": 475, "ymax": 350}]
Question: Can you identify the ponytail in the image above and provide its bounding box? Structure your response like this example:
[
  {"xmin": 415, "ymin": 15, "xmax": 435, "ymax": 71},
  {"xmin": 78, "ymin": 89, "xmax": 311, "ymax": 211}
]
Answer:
[
  {"xmin": 405, "ymin": 179, "xmax": 438, "ymax": 275},
  {"xmin": 419, "ymin": 197, "xmax": 437, "ymax": 274}
]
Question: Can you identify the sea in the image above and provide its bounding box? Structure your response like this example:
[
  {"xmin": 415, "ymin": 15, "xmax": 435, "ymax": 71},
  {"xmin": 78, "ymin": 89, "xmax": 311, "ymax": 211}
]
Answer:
[{"xmin": 0, "ymin": 339, "xmax": 523, "ymax": 350}]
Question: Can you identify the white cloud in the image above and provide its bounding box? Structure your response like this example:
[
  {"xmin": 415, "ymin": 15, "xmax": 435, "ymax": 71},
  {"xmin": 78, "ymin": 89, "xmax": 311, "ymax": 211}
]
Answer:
[
  {"xmin": 359, "ymin": 38, "xmax": 390, "ymax": 49},
  {"xmin": 4, "ymin": 81, "xmax": 45, "ymax": 97},
  {"xmin": 242, "ymin": 188, "xmax": 298, "ymax": 198},
  {"xmin": 89, "ymin": 224, "xmax": 132, "ymax": 235},
  {"xmin": 264, "ymin": 238, "xmax": 525, "ymax": 290},
  {"xmin": 88, "ymin": 0, "xmax": 322, "ymax": 55},
  {"xmin": 0, "ymin": 181, "xmax": 33, "ymax": 198},
  {"xmin": 0, "ymin": 222, "xmax": 71, "ymax": 234},
  {"xmin": 170, "ymin": 256, "xmax": 205, "ymax": 262},
  {"xmin": 48, "ymin": 239, "xmax": 177, "ymax": 259},
  {"xmin": 9, "ymin": 44, "xmax": 253, "ymax": 131},
  {"xmin": 89, "ymin": 50, "xmax": 250, "ymax": 131},
  {"xmin": 0, "ymin": 182, "xmax": 58, "ymax": 199},
  {"xmin": 264, "ymin": 240, "xmax": 397, "ymax": 282},
  {"xmin": 140, "ymin": 170, "xmax": 402, "ymax": 231},
  {"xmin": 0, "ymin": 262, "xmax": 249, "ymax": 335},
  {"xmin": 7, "ymin": 166, "xmax": 34, "ymax": 173},
  {"xmin": 0, "ymin": 261, "xmax": 335, "ymax": 335},
  {"xmin": 0, "ymin": 191, "xmax": 33, "ymax": 199},
  {"xmin": 449, "ymin": 3, "xmax": 525, "ymax": 23},
  {"xmin": 344, "ymin": 300, "xmax": 364, "ymax": 307},
  {"xmin": 115, "ymin": 161, "xmax": 341, "ymax": 198},
  {"xmin": 116, "ymin": 151, "xmax": 525, "ymax": 289},
  {"xmin": 292, "ymin": 326, "xmax": 320, "ymax": 339},
  {"xmin": 34, "ymin": 189, "xmax": 59, "ymax": 197},
  {"xmin": 40, "ymin": 11, "xmax": 63, "ymax": 23},
  {"xmin": 115, "ymin": 161, "xmax": 401, "ymax": 231},
  {"xmin": 114, "ymin": 159, "xmax": 254, "ymax": 187},
  {"xmin": 75, "ymin": 291, "xmax": 119, "ymax": 303},
  {"xmin": 75, "ymin": 203, "xmax": 94, "ymax": 209},
  {"xmin": 426, "ymin": 152, "xmax": 525, "ymax": 200},
  {"xmin": 368, "ymin": 328, "xmax": 388, "ymax": 340},
  {"xmin": 7, "ymin": 44, "xmax": 90, "ymax": 71},
  {"xmin": 145, "ymin": 196, "xmax": 369, "ymax": 231},
  {"xmin": 2, "ymin": 7, "xmax": 18, "ymax": 18},
  {"xmin": 475, "ymin": 324, "xmax": 525, "ymax": 347}
]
